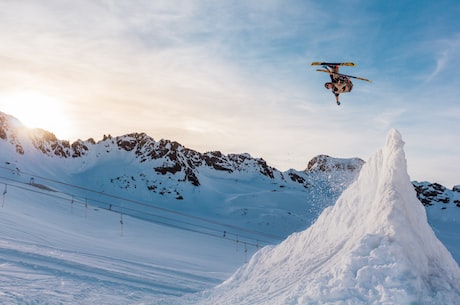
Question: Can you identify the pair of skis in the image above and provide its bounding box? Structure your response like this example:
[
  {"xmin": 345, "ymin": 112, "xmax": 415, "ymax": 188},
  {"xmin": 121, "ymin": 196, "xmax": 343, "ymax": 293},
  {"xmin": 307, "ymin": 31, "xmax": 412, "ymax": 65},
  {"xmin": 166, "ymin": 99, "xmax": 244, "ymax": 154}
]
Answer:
[{"xmin": 311, "ymin": 62, "xmax": 371, "ymax": 83}]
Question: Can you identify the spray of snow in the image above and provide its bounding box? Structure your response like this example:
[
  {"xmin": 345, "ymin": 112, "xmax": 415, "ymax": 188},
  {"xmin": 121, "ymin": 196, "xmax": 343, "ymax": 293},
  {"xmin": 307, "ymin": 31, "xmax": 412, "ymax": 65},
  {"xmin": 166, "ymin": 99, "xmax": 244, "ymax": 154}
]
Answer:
[{"xmin": 191, "ymin": 129, "xmax": 460, "ymax": 305}]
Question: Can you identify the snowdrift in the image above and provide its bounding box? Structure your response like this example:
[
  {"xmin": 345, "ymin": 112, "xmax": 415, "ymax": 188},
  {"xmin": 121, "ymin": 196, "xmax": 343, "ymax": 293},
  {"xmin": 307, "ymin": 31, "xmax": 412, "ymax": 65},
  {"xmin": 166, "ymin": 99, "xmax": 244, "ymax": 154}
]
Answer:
[{"xmin": 192, "ymin": 129, "xmax": 460, "ymax": 305}]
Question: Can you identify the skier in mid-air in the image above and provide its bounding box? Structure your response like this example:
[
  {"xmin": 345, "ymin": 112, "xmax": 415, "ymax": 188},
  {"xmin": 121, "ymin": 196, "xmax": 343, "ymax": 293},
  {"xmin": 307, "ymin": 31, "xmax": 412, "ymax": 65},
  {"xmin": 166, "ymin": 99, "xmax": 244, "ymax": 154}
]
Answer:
[
  {"xmin": 311, "ymin": 62, "xmax": 371, "ymax": 106},
  {"xmin": 323, "ymin": 65, "xmax": 353, "ymax": 105}
]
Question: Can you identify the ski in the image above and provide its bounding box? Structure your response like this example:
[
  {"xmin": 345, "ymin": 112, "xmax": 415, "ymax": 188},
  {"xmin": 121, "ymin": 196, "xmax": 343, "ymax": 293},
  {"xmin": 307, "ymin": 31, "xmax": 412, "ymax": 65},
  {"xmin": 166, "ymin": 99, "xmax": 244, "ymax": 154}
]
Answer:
[
  {"xmin": 311, "ymin": 62, "xmax": 356, "ymax": 67},
  {"xmin": 316, "ymin": 69, "xmax": 371, "ymax": 82}
]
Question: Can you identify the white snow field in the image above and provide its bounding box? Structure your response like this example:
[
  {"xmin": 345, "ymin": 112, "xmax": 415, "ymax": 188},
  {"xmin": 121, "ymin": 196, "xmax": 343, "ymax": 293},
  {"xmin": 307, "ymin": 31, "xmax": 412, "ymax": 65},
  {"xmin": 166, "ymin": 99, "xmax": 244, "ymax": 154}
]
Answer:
[
  {"xmin": 0, "ymin": 188, "xmax": 252, "ymax": 304},
  {"xmin": 186, "ymin": 129, "xmax": 460, "ymax": 305},
  {"xmin": 0, "ymin": 125, "xmax": 459, "ymax": 304}
]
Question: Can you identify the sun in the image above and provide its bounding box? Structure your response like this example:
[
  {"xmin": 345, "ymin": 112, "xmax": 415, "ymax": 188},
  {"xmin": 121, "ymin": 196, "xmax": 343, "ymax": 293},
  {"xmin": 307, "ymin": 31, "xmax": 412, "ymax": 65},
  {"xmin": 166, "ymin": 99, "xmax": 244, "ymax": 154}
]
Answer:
[{"xmin": 0, "ymin": 91, "xmax": 73, "ymax": 140}]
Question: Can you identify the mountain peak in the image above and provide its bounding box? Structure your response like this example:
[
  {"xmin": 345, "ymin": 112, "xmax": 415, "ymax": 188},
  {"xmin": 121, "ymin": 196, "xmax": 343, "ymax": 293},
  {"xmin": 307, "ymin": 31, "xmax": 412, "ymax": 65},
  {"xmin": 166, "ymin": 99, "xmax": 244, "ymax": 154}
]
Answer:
[
  {"xmin": 194, "ymin": 128, "xmax": 460, "ymax": 305},
  {"xmin": 306, "ymin": 154, "xmax": 364, "ymax": 172}
]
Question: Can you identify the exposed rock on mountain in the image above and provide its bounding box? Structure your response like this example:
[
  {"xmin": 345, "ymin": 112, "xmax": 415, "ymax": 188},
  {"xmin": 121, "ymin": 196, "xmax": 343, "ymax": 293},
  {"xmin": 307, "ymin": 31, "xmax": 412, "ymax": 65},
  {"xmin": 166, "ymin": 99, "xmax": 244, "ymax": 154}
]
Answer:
[
  {"xmin": 1, "ymin": 111, "xmax": 458, "ymax": 244},
  {"xmin": 413, "ymin": 181, "xmax": 458, "ymax": 206},
  {"xmin": 306, "ymin": 154, "xmax": 364, "ymax": 172},
  {"xmin": 0, "ymin": 111, "xmax": 360, "ymax": 191}
]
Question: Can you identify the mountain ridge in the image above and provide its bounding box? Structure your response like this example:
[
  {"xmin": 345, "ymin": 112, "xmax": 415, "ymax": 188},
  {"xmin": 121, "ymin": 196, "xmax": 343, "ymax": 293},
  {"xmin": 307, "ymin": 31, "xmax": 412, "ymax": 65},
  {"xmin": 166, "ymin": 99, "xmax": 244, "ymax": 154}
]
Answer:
[
  {"xmin": 0, "ymin": 111, "xmax": 363, "ymax": 187},
  {"xmin": 0, "ymin": 110, "xmax": 365, "ymax": 239},
  {"xmin": 1, "ymin": 110, "xmax": 458, "ymax": 244},
  {"xmin": 1, "ymin": 112, "xmax": 459, "ymax": 303}
]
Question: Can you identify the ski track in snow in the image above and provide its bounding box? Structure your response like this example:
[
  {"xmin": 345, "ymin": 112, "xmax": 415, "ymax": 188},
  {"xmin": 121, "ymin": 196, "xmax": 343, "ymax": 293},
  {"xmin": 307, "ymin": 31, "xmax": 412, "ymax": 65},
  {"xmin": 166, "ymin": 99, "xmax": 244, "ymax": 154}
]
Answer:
[
  {"xmin": 0, "ymin": 234, "xmax": 227, "ymax": 304},
  {"xmin": 0, "ymin": 190, "xmax": 248, "ymax": 304},
  {"xmin": 0, "ymin": 249, "xmax": 210, "ymax": 304},
  {"xmin": 0, "ymin": 232, "xmax": 218, "ymax": 304},
  {"xmin": 0, "ymin": 240, "xmax": 213, "ymax": 294}
]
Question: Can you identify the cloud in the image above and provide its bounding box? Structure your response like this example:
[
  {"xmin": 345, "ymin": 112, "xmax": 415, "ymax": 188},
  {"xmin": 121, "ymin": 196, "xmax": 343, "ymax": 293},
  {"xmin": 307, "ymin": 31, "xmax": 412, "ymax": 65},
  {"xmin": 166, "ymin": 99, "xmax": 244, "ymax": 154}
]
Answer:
[
  {"xmin": 0, "ymin": 1, "xmax": 458, "ymax": 184},
  {"xmin": 424, "ymin": 34, "xmax": 460, "ymax": 82}
]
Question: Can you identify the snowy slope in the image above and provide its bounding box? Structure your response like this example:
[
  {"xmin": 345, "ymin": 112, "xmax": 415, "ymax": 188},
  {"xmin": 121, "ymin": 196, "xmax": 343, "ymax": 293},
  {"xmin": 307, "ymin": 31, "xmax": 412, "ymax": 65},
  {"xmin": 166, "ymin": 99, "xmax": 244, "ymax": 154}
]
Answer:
[
  {"xmin": 0, "ymin": 111, "xmax": 365, "ymax": 303},
  {"xmin": 418, "ymin": 183, "xmax": 460, "ymax": 266},
  {"xmin": 189, "ymin": 129, "xmax": 460, "ymax": 305},
  {"xmin": 0, "ymin": 185, "xmax": 249, "ymax": 304},
  {"xmin": 1, "ymin": 111, "xmax": 459, "ymax": 304},
  {"xmin": 0, "ymin": 110, "xmax": 363, "ymax": 242}
]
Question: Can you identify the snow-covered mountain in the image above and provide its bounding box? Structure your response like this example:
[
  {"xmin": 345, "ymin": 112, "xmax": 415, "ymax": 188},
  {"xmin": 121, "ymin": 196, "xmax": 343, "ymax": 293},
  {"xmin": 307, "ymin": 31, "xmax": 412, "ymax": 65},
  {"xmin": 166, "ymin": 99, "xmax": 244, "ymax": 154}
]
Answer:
[
  {"xmin": 413, "ymin": 181, "xmax": 460, "ymax": 262},
  {"xmin": 1, "ymin": 111, "xmax": 459, "ymax": 304},
  {"xmin": 0, "ymin": 111, "xmax": 364, "ymax": 240},
  {"xmin": 189, "ymin": 129, "xmax": 460, "ymax": 305},
  {"xmin": 0, "ymin": 110, "xmax": 458, "ymax": 251}
]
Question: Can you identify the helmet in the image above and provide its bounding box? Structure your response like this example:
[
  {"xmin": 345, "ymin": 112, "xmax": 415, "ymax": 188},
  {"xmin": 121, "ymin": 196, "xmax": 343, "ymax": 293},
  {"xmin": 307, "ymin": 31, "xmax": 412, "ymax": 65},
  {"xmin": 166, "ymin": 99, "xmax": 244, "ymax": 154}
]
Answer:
[{"xmin": 324, "ymin": 82, "xmax": 333, "ymax": 89}]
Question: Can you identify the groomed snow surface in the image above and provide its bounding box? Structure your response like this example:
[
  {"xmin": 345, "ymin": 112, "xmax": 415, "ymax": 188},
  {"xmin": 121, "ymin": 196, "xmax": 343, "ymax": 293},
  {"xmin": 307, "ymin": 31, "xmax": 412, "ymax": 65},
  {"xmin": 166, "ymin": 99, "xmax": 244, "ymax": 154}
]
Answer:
[
  {"xmin": 0, "ymin": 189, "xmax": 248, "ymax": 304},
  {"xmin": 1, "ymin": 129, "xmax": 459, "ymax": 304}
]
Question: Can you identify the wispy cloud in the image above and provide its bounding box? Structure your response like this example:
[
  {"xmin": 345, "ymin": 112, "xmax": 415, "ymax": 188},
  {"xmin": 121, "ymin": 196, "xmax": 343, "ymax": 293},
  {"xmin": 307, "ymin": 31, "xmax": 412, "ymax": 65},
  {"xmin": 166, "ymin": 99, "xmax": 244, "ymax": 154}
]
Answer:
[
  {"xmin": 424, "ymin": 34, "xmax": 460, "ymax": 82},
  {"xmin": 0, "ymin": 0, "xmax": 458, "ymax": 184}
]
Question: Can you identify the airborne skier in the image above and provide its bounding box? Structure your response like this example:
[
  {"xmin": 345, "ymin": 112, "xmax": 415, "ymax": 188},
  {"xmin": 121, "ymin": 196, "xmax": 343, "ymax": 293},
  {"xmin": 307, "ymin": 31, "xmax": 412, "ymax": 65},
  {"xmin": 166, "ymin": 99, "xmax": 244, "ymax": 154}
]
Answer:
[
  {"xmin": 311, "ymin": 62, "xmax": 371, "ymax": 106},
  {"xmin": 324, "ymin": 65, "xmax": 353, "ymax": 105}
]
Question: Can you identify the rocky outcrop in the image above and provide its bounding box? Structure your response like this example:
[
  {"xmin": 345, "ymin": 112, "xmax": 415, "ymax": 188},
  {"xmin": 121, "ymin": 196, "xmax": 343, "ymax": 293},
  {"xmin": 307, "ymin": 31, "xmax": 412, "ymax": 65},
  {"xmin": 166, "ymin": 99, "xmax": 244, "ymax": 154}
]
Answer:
[
  {"xmin": 0, "ymin": 112, "xmax": 25, "ymax": 155},
  {"xmin": 0, "ymin": 112, "xmax": 370, "ymax": 194},
  {"xmin": 413, "ymin": 181, "xmax": 459, "ymax": 207},
  {"xmin": 306, "ymin": 154, "xmax": 364, "ymax": 172},
  {"xmin": 3, "ymin": 111, "xmax": 459, "ymax": 209},
  {"xmin": 0, "ymin": 112, "xmax": 280, "ymax": 187}
]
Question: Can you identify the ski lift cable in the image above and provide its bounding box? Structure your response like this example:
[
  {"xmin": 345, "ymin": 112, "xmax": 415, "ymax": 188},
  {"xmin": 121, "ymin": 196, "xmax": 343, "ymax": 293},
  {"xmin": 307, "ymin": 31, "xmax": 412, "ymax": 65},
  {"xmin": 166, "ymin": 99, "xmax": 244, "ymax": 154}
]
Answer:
[
  {"xmin": 0, "ymin": 175, "xmax": 277, "ymax": 246},
  {"xmin": 0, "ymin": 174, "xmax": 272, "ymax": 244},
  {"xmin": 0, "ymin": 165, "xmax": 283, "ymax": 240}
]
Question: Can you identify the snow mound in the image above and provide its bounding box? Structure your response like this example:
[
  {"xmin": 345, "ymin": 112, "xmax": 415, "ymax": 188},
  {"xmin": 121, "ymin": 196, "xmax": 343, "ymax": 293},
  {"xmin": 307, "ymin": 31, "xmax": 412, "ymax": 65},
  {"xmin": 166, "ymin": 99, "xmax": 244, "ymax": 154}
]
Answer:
[{"xmin": 192, "ymin": 129, "xmax": 460, "ymax": 305}]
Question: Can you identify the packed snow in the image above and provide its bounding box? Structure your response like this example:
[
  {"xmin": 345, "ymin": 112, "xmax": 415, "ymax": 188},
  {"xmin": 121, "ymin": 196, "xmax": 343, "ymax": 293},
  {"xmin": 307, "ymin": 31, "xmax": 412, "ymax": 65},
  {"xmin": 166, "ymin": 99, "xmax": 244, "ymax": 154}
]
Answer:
[
  {"xmin": 0, "ymin": 115, "xmax": 459, "ymax": 304},
  {"xmin": 0, "ymin": 189, "xmax": 248, "ymax": 304},
  {"xmin": 185, "ymin": 129, "xmax": 460, "ymax": 305}
]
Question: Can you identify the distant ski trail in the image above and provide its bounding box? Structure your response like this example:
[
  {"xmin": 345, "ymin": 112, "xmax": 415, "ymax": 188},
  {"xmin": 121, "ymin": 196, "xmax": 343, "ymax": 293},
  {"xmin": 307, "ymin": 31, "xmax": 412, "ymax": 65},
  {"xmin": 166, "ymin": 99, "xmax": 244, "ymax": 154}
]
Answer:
[{"xmin": 0, "ymin": 236, "xmax": 220, "ymax": 304}]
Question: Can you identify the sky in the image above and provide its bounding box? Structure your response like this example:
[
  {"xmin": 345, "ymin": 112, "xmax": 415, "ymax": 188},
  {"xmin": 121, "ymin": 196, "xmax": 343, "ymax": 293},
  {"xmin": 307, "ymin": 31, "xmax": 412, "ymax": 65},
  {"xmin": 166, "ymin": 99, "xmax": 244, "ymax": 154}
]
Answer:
[{"xmin": 0, "ymin": 0, "xmax": 459, "ymax": 186}]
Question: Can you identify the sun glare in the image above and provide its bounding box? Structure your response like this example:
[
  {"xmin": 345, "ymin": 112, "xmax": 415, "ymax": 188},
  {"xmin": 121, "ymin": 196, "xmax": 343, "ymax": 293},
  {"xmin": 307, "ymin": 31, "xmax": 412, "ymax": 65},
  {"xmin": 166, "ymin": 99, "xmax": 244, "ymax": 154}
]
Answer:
[{"xmin": 0, "ymin": 91, "xmax": 73, "ymax": 140}]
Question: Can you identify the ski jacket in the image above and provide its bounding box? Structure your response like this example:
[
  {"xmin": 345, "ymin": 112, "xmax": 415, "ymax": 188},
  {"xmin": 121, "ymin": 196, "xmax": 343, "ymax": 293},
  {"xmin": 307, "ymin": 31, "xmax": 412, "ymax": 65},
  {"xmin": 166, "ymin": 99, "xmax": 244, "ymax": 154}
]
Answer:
[
  {"xmin": 332, "ymin": 78, "xmax": 353, "ymax": 94},
  {"xmin": 329, "ymin": 68, "xmax": 353, "ymax": 94}
]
